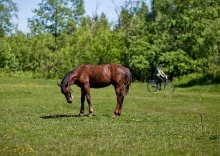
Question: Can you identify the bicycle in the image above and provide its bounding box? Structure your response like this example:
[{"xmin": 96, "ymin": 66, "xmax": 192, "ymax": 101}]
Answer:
[{"xmin": 147, "ymin": 77, "xmax": 175, "ymax": 93}]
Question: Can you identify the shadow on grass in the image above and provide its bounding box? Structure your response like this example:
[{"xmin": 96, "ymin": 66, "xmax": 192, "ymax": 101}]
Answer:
[
  {"xmin": 176, "ymin": 74, "xmax": 220, "ymax": 88},
  {"xmin": 40, "ymin": 114, "xmax": 96, "ymax": 119},
  {"xmin": 40, "ymin": 114, "xmax": 78, "ymax": 119}
]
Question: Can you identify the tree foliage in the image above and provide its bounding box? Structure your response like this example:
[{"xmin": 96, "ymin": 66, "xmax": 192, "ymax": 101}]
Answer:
[
  {"xmin": 0, "ymin": 0, "xmax": 220, "ymax": 83},
  {"xmin": 28, "ymin": 0, "xmax": 84, "ymax": 44},
  {"xmin": 0, "ymin": 0, "xmax": 18, "ymax": 37}
]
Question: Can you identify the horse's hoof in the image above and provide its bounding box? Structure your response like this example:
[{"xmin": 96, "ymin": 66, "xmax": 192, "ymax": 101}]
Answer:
[
  {"xmin": 88, "ymin": 113, "xmax": 93, "ymax": 117},
  {"xmin": 112, "ymin": 114, "xmax": 118, "ymax": 118},
  {"xmin": 78, "ymin": 113, "xmax": 83, "ymax": 117}
]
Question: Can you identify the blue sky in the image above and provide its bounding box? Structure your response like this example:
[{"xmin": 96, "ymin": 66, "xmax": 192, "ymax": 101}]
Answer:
[{"xmin": 12, "ymin": 0, "xmax": 130, "ymax": 32}]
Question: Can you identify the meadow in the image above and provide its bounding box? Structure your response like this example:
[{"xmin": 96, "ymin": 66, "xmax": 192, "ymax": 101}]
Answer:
[{"xmin": 0, "ymin": 76, "xmax": 220, "ymax": 155}]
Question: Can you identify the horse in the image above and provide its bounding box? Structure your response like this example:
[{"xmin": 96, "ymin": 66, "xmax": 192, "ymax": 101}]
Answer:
[{"xmin": 58, "ymin": 64, "xmax": 132, "ymax": 117}]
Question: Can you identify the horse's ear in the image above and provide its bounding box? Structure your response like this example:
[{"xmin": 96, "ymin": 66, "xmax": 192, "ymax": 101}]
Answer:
[{"xmin": 57, "ymin": 82, "xmax": 61, "ymax": 87}]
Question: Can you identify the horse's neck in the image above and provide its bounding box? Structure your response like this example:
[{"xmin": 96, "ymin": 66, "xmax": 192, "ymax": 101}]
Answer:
[{"xmin": 69, "ymin": 72, "xmax": 78, "ymax": 85}]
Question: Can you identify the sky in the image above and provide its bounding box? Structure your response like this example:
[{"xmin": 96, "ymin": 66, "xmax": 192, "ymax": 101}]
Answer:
[{"xmin": 12, "ymin": 0, "xmax": 130, "ymax": 33}]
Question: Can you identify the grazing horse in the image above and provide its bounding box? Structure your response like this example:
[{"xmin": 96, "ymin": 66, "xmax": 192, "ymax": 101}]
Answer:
[{"xmin": 58, "ymin": 64, "xmax": 132, "ymax": 117}]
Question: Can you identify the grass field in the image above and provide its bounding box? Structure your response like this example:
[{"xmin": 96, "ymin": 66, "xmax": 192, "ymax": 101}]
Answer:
[{"xmin": 0, "ymin": 76, "xmax": 220, "ymax": 155}]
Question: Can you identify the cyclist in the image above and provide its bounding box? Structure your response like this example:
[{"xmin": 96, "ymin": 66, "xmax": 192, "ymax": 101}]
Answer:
[{"xmin": 153, "ymin": 64, "xmax": 168, "ymax": 90}]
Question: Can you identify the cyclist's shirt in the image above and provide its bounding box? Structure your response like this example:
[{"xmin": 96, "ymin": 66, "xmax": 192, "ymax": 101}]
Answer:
[{"xmin": 154, "ymin": 67, "xmax": 162, "ymax": 77}]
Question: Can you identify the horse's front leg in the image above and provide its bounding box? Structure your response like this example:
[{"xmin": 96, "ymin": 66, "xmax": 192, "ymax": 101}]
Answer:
[
  {"xmin": 84, "ymin": 84, "xmax": 93, "ymax": 116},
  {"xmin": 79, "ymin": 88, "xmax": 86, "ymax": 116}
]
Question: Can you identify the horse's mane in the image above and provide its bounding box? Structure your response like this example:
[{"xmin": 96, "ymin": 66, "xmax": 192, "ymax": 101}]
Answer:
[
  {"xmin": 61, "ymin": 65, "xmax": 84, "ymax": 87},
  {"xmin": 61, "ymin": 70, "xmax": 75, "ymax": 86}
]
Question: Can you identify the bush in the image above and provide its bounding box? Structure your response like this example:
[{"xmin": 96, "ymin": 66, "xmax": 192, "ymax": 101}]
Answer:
[{"xmin": 175, "ymin": 73, "xmax": 220, "ymax": 87}]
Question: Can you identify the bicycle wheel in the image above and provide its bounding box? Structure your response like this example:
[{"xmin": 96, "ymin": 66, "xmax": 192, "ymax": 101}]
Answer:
[
  {"xmin": 147, "ymin": 80, "xmax": 158, "ymax": 92},
  {"xmin": 164, "ymin": 82, "xmax": 175, "ymax": 93}
]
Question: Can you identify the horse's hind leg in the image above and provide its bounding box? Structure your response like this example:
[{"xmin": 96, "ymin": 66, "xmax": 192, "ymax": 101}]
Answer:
[
  {"xmin": 118, "ymin": 96, "xmax": 124, "ymax": 115},
  {"xmin": 113, "ymin": 86, "xmax": 124, "ymax": 117}
]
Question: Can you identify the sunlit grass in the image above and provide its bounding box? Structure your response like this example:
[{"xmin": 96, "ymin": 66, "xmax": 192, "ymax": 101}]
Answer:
[{"xmin": 0, "ymin": 77, "xmax": 219, "ymax": 155}]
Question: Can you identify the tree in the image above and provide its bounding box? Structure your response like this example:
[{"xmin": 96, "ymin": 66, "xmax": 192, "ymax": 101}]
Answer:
[
  {"xmin": 149, "ymin": 0, "xmax": 220, "ymax": 78},
  {"xmin": 28, "ymin": 0, "xmax": 85, "ymax": 43},
  {"xmin": 115, "ymin": 0, "xmax": 151, "ymax": 81},
  {"xmin": 0, "ymin": 0, "xmax": 18, "ymax": 37},
  {"xmin": 0, "ymin": 37, "xmax": 19, "ymax": 71},
  {"xmin": 89, "ymin": 13, "xmax": 121, "ymax": 64},
  {"xmin": 66, "ymin": 13, "xmax": 120, "ymax": 66},
  {"xmin": 8, "ymin": 30, "xmax": 32, "ymax": 71}
]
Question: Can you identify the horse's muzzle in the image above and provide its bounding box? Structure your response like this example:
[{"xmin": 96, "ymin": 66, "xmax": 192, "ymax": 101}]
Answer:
[
  {"xmin": 67, "ymin": 95, "xmax": 73, "ymax": 103},
  {"xmin": 67, "ymin": 98, "xmax": 73, "ymax": 104},
  {"xmin": 67, "ymin": 100, "xmax": 72, "ymax": 104}
]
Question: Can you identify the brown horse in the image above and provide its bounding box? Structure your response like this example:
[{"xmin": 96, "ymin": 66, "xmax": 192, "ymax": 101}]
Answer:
[{"xmin": 58, "ymin": 64, "xmax": 132, "ymax": 117}]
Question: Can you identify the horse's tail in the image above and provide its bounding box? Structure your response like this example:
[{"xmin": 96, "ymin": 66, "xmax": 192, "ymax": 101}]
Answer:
[{"xmin": 122, "ymin": 68, "xmax": 132, "ymax": 97}]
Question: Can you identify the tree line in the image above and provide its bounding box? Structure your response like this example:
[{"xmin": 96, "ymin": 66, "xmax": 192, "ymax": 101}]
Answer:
[{"xmin": 0, "ymin": 0, "xmax": 220, "ymax": 82}]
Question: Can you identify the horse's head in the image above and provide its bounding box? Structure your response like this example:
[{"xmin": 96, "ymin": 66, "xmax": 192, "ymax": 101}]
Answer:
[
  {"xmin": 58, "ymin": 82, "xmax": 73, "ymax": 103},
  {"xmin": 58, "ymin": 72, "xmax": 78, "ymax": 103}
]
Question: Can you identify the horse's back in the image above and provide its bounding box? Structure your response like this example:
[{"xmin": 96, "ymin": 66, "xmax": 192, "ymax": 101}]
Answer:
[
  {"xmin": 78, "ymin": 64, "xmax": 129, "ymax": 88},
  {"xmin": 81, "ymin": 64, "xmax": 112, "ymax": 88}
]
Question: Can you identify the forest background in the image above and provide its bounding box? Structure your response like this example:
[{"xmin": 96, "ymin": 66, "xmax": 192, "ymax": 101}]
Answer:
[{"xmin": 0, "ymin": 0, "xmax": 220, "ymax": 83}]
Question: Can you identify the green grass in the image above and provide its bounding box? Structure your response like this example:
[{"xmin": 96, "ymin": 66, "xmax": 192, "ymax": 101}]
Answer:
[{"xmin": 0, "ymin": 77, "xmax": 220, "ymax": 155}]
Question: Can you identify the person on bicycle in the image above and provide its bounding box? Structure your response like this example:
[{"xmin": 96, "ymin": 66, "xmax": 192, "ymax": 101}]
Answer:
[{"xmin": 154, "ymin": 64, "xmax": 168, "ymax": 90}]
